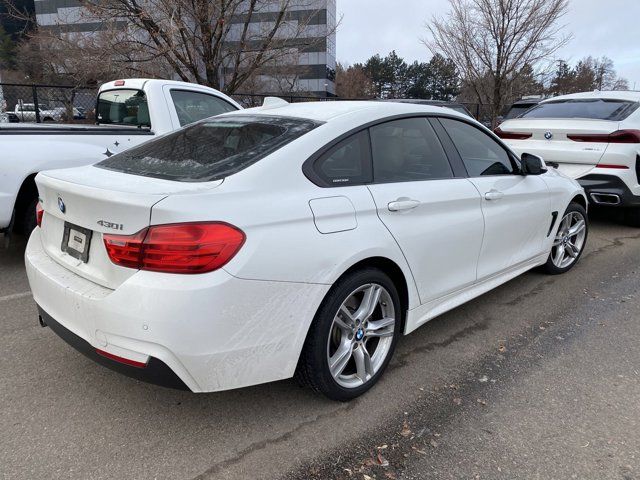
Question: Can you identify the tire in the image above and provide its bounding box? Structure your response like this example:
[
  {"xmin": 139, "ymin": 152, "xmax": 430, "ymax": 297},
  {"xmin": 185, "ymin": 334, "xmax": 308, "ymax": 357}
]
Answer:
[
  {"xmin": 295, "ymin": 267, "xmax": 403, "ymax": 401},
  {"xmin": 542, "ymin": 202, "xmax": 588, "ymax": 275},
  {"xmin": 20, "ymin": 197, "xmax": 39, "ymax": 235},
  {"xmin": 623, "ymin": 208, "xmax": 640, "ymax": 228}
]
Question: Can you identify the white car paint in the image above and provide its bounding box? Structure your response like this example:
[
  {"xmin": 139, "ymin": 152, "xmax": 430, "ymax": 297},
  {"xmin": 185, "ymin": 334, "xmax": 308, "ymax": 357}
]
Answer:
[
  {"xmin": 0, "ymin": 79, "xmax": 240, "ymax": 232},
  {"xmin": 25, "ymin": 101, "xmax": 586, "ymax": 393},
  {"xmin": 498, "ymin": 90, "xmax": 640, "ymax": 208}
]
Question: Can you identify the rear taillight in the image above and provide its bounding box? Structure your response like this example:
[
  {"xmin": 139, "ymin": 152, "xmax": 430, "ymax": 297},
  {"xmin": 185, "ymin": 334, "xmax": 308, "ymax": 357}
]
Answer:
[
  {"xmin": 103, "ymin": 222, "xmax": 245, "ymax": 274},
  {"xmin": 36, "ymin": 202, "xmax": 44, "ymax": 228},
  {"xmin": 494, "ymin": 127, "xmax": 532, "ymax": 140},
  {"xmin": 568, "ymin": 130, "xmax": 640, "ymax": 144}
]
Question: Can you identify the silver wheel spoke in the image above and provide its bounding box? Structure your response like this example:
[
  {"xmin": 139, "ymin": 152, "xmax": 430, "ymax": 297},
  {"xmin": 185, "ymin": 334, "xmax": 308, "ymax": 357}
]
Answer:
[
  {"xmin": 353, "ymin": 345, "xmax": 373, "ymax": 381},
  {"xmin": 329, "ymin": 340, "xmax": 353, "ymax": 378},
  {"xmin": 366, "ymin": 317, "xmax": 395, "ymax": 338},
  {"xmin": 554, "ymin": 245, "xmax": 565, "ymax": 265},
  {"xmin": 560, "ymin": 215, "xmax": 571, "ymax": 234},
  {"xmin": 568, "ymin": 219, "xmax": 585, "ymax": 237},
  {"xmin": 566, "ymin": 242, "xmax": 579, "ymax": 258},
  {"xmin": 334, "ymin": 306, "xmax": 354, "ymax": 331},
  {"xmin": 354, "ymin": 285, "xmax": 381, "ymax": 322}
]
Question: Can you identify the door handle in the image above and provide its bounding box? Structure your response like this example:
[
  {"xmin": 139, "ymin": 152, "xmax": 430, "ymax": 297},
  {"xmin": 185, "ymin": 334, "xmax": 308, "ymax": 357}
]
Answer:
[
  {"xmin": 388, "ymin": 198, "xmax": 420, "ymax": 212},
  {"xmin": 484, "ymin": 190, "xmax": 504, "ymax": 201}
]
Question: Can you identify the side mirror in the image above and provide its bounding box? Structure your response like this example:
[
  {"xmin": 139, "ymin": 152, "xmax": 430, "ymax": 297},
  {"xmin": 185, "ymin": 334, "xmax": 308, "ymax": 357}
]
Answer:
[{"xmin": 521, "ymin": 152, "xmax": 547, "ymax": 175}]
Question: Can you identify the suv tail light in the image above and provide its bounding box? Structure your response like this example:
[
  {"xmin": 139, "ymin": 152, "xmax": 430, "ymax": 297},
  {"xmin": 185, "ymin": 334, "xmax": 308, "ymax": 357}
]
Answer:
[
  {"xmin": 568, "ymin": 130, "xmax": 640, "ymax": 144},
  {"xmin": 36, "ymin": 202, "xmax": 44, "ymax": 228},
  {"xmin": 104, "ymin": 222, "xmax": 245, "ymax": 274},
  {"xmin": 494, "ymin": 127, "xmax": 532, "ymax": 140}
]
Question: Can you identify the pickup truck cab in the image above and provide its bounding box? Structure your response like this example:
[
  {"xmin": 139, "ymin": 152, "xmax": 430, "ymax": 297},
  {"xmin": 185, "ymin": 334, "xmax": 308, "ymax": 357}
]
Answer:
[{"xmin": 1, "ymin": 79, "xmax": 241, "ymax": 235}]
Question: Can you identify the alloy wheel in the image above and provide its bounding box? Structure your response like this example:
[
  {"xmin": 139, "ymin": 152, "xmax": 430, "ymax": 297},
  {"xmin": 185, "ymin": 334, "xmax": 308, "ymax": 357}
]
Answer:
[
  {"xmin": 326, "ymin": 283, "xmax": 396, "ymax": 389},
  {"xmin": 551, "ymin": 211, "xmax": 587, "ymax": 269}
]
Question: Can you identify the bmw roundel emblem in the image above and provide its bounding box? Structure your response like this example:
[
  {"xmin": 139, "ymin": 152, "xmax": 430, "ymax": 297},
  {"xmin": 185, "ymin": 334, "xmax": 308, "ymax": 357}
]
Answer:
[
  {"xmin": 544, "ymin": 131, "xmax": 553, "ymax": 140},
  {"xmin": 57, "ymin": 196, "xmax": 66, "ymax": 214}
]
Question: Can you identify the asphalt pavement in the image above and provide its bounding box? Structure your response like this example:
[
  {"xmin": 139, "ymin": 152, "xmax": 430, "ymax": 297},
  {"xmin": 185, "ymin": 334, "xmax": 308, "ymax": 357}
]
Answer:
[{"xmin": 1, "ymin": 209, "xmax": 639, "ymax": 480}]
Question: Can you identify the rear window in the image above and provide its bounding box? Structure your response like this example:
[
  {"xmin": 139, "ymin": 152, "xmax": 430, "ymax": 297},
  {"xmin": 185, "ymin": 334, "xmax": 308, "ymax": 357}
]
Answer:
[
  {"xmin": 97, "ymin": 89, "xmax": 150, "ymax": 127},
  {"xmin": 504, "ymin": 104, "xmax": 536, "ymax": 120},
  {"xmin": 522, "ymin": 99, "xmax": 639, "ymax": 121},
  {"xmin": 96, "ymin": 115, "xmax": 321, "ymax": 182}
]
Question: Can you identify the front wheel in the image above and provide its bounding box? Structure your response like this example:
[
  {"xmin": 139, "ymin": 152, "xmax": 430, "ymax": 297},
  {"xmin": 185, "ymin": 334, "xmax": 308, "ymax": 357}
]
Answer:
[
  {"xmin": 542, "ymin": 202, "xmax": 588, "ymax": 275},
  {"xmin": 295, "ymin": 268, "xmax": 403, "ymax": 401}
]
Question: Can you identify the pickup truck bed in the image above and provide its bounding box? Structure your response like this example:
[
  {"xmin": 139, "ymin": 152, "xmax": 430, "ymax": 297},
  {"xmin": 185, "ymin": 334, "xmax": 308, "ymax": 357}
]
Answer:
[{"xmin": 1, "ymin": 78, "xmax": 240, "ymax": 236}]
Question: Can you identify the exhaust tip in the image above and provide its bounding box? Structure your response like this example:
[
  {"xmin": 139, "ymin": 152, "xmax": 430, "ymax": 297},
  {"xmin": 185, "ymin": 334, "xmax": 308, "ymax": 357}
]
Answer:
[{"xmin": 590, "ymin": 192, "xmax": 621, "ymax": 205}]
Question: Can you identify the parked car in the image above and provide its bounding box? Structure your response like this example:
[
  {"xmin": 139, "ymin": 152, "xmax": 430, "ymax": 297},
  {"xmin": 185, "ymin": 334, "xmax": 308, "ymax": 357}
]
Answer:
[
  {"xmin": 501, "ymin": 97, "xmax": 543, "ymax": 121},
  {"xmin": 14, "ymin": 103, "xmax": 64, "ymax": 123},
  {"xmin": 1, "ymin": 79, "xmax": 240, "ymax": 237},
  {"xmin": 496, "ymin": 91, "xmax": 640, "ymax": 225},
  {"xmin": 384, "ymin": 98, "xmax": 474, "ymax": 117},
  {"xmin": 26, "ymin": 100, "xmax": 588, "ymax": 401}
]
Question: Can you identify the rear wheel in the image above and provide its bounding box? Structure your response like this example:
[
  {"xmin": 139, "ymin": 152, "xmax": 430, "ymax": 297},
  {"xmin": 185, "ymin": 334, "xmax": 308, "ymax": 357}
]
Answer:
[
  {"xmin": 295, "ymin": 268, "xmax": 402, "ymax": 401},
  {"xmin": 543, "ymin": 203, "xmax": 588, "ymax": 275}
]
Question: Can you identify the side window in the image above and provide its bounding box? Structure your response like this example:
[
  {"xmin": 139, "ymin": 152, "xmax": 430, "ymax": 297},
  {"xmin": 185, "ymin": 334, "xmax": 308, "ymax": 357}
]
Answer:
[
  {"xmin": 370, "ymin": 117, "xmax": 453, "ymax": 183},
  {"xmin": 170, "ymin": 90, "xmax": 237, "ymax": 126},
  {"xmin": 440, "ymin": 118, "xmax": 515, "ymax": 176},
  {"xmin": 312, "ymin": 130, "xmax": 372, "ymax": 186}
]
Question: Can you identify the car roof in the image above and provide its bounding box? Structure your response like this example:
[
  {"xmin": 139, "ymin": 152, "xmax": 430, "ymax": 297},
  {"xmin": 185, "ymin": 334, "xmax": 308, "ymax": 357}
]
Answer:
[
  {"xmin": 224, "ymin": 100, "xmax": 467, "ymax": 123},
  {"xmin": 541, "ymin": 91, "xmax": 640, "ymax": 103}
]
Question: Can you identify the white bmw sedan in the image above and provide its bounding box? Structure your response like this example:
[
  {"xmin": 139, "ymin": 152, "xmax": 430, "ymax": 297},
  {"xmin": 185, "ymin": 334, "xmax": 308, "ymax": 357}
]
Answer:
[
  {"xmin": 496, "ymin": 91, "xmax": 640, "ymax": 226},
  {"xmin": 26, "ymin": 100, "xmax": 588, "ymax": 400}
]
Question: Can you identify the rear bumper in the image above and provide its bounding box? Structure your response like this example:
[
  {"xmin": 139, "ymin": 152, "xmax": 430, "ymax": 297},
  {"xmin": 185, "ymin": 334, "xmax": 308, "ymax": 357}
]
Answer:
[
  {"xmin": 25, "ymin": 228, "xmax": 329, "ymax": 392},
  {"xmin": 38, "ymin": 306, "xmax": 189, "ymax": 390},
  {"xmin": 578, "ymin": 174, "xmax": 640, "ymax": 208}
]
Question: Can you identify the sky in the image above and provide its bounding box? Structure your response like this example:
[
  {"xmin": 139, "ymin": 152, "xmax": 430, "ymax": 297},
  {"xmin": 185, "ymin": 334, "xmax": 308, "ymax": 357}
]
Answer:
[{"xmin": 336, "ymin": 0, "xmax": 640, "ymax": 89}]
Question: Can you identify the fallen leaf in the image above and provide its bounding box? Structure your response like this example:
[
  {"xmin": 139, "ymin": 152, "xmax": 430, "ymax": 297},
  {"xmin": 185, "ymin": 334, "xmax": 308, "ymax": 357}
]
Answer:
[
  {"xmin": 385, "ymin": 473, "xmax": 398, "ymax": 479},
  {"xmin": 363, "ymin": 475, "xmax": 373, "ymax": 480},
  {"xmin": 377, "ymin": 444, "xmax": 388, "ymax": 450},
  {"xmin": 477, "ymin": 399, "xmax": 486, "ymax": 406},
  {"xmin": 377, "ymin": 451, "xmax": 389, "ymax": 467},
  {"xmin": 400, "ymin": 419, "xmax": 412, "ymax": 437},
  {"xmin": 498, "ymin": 345, "xmax": 506, "ymax": 352}
]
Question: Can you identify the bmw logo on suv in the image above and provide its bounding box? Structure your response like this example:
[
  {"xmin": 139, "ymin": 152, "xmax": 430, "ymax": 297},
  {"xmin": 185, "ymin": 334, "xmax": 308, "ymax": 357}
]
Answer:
[
  {"xmin": 544, "ymin": 131, "xmax": 553, "ymax": 140},
  {"xmin": 57, "ymin": 196, "xmax": 66, "ymax": 214}
]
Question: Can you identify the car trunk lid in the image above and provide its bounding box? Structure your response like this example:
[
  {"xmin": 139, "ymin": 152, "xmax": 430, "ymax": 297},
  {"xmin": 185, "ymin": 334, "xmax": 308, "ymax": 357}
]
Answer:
[
  {"xmin": 499, "ymin": 118, "xmax": 619, "ymax": 178},
  {"xmin": 36, "ymin": 166, "xmax": 222, "ymax": 289}
]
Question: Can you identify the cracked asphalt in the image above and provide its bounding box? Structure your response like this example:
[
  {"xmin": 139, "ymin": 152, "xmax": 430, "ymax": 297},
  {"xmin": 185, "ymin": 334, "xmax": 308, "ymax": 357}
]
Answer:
[{"xmin": 1, "ymin": 209, "xmax": 639, "ymax": 480}]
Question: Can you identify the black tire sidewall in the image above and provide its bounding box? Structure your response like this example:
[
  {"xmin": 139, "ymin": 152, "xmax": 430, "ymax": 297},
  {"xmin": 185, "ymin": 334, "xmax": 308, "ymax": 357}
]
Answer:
[
  {"xmin": 21, "ymin": 197, "xmax": 39, "ymax": 235},
  {"xmin": 307, "ymin": 268, "xmax": 403, "ymax": 401},
  {"xmin": 544, "ymin": 202, "xmax": 588, "ymax": 275}
]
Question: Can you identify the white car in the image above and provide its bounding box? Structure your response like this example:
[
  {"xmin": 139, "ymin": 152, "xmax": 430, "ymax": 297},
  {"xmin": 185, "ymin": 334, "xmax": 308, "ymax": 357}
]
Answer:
[
  {"xmin": 25, "ymin": 100, "xmax": 588, "ymax": 400},
  {"xmin": 496, "ymin": 91, "xmax": 640, "ymax": 226}
]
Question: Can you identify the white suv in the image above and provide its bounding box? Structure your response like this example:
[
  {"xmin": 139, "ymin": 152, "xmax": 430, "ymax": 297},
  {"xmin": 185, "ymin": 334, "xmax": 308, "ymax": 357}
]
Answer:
[{"xmin": 496, "ymin": 91, "xmax": 640, "ymax": 225}]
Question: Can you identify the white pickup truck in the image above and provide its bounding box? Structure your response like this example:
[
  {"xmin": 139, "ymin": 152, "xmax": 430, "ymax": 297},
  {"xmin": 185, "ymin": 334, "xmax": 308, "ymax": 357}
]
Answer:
[{"xmin": 1, "ymin": 79, "xmax": 240, "ymax": 235}]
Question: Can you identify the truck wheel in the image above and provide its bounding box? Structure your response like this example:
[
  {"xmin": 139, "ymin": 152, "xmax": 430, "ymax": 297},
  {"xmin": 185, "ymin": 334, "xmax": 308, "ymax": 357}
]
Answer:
[{"xmin": 21, "ymin": 197, "xmax": 38, "ymax": 234}]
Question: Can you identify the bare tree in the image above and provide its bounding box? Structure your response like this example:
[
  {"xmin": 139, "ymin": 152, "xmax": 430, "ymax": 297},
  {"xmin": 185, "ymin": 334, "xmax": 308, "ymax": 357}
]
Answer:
[
  {"xmin": 76, "ymin": 0, "xmax": 330, "ymax": 93},
  {"xmin": 425, "ymin": 0, "xmax": 571, "ymax": 125}
]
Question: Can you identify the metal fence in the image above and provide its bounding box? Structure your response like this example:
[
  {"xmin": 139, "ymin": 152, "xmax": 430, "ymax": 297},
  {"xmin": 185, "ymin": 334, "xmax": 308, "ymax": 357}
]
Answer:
[
  {"xmin": 0, "ymin": 82, "xmax": 494, "ymax": 125},
  {"xmin": 0, "ymin": 83, "xmax": 99, "ymax": 124}
]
